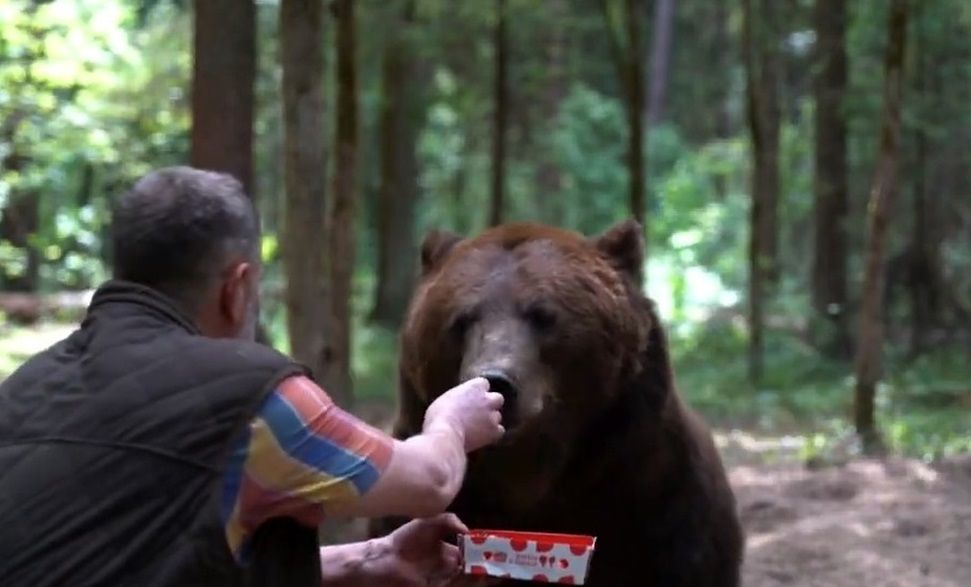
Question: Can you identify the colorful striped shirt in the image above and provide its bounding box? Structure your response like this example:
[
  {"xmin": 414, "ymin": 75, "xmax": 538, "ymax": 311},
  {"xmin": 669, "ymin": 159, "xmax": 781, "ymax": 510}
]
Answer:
[{"xmin": 220, "ymin": 375, "xmax": 393, "ymax": 563}]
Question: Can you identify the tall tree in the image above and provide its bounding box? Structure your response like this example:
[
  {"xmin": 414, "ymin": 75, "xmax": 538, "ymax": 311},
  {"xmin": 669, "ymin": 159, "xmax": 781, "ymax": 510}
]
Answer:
[
  {"xmin": 489, "ymin": 0, "xmax": 509, "ymax": 226},
  {"xmin": 811, "ymin": 0, "xmax": 850, "ymax": 358},
  {"xmin": 646, "ymin": 0, "xmax": 675, "ymax": 125},
  {"xmin": 280, "ymin": 0, "xmax": 342, "ymax": 399},
  {"xmin": 535, "ymin": 0, "xmax": 567, "ymax": 225},
  {"xmin": 190, "ymin": 0, "xmax": 274, "ymax": 346},
  {"xmin": 329, "ymin": 0, "xmax": 357, "ymax": 399},
  {"xmin": 190, "ymin": 0, "xmax": 256, "ymax": 195},
  {"xmin": 742, "ymin": 0, "xmax": 782, "ymax": 382},
  {"xmin": 371, "ymin": 1, "xmax": 426, "ymax": 327},
  {"xmin": 904, "ymin": 3, "xmax": 945, "ymax": 354},
  {"xmin": 601, "ymin": 0, "xmax": 648, "ymax": 233},
  {"xmin": 854, "ymin": 0, "xmax": 909, "ymax": 453}
]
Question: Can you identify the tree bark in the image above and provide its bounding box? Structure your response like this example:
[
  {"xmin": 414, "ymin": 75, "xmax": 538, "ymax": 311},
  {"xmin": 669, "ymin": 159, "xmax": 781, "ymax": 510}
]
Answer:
[
  {"xmin": 854, "ymin": 0, "xmax": 908, "ymax": 453},
  {"xmin": 743, "ymin": 0, "xmax": 782, "ymax": 381},
  {"xmin": 535, "ymin": 0, "xmax": 567, "ymax": 225},
  {"xmin": 906, "ymin": 4, "xmax": 944, "ymax": 355},
  {"xmin": 329, "ymin": 0, "xmax": 357, "ymax": 400},
  {"xmin": 811, "ymin": 0, "xmax": 850, "ymax": 358},
  {"xmin": 190, "ymin": 0, "xmax": 273, "ymax": 347},
  {"xmin": 190, "ymin": 0, "xmax": 257, "ymax": 195},
  {"xmin": 647, "ymin": 0, "xmax": 675, "ymax": 126},
  {"xmin": 489, "ymin": 0, "xmax": 509, "ymax": 227},
  {"xmin": 370, "ymin": 1, "xmax": 425, "ymax": 328},
  {"xmin": 625, "ymin": 0, "xmax": 646, "ymax": 231},
  {"xmin": 280, "ymin": 0, "xmax": 341, "ymax": 398},
  {"xmin": 600, "ymin": 0, "xmax": 648, "ymax": 262}
]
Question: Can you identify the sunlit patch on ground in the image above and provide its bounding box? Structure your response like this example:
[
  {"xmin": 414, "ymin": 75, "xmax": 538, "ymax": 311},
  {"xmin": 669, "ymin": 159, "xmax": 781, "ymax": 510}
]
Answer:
[{"xmin": 0, "ymin": 322, "xmax": 77, "ymax": 380}]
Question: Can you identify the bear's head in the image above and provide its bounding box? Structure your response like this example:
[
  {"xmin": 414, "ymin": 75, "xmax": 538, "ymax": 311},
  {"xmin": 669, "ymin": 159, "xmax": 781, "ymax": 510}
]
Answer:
[{"xmin": 397, "ymin": 220, "xmax": 665, "ymax": 510}]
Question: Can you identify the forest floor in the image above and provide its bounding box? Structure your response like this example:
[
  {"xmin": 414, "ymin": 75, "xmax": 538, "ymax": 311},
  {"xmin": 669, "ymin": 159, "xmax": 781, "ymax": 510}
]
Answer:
[{"xmin": 3, "ymin": 324, "xmax": 969, "ymax": 586}]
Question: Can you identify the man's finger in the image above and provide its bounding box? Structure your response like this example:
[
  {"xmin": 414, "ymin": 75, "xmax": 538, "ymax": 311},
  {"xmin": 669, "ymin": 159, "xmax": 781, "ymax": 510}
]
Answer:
[
  {"xmin": 463, "ymin": 377, "xmax": 490, "ymax": 393},
  {"xmin": 485, "ymin": 391, "xmax": 504, "ymax": 409},
  {"xmin": 426, "ymin": 512, "xmax": 469, "ymax": 536}
]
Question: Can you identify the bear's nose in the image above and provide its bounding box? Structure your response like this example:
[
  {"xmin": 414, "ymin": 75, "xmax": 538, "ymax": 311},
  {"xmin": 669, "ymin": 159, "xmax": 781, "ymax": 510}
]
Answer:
[{"xmin": 481, "ymin": 371, "xmax": 519, "ymax": 404}]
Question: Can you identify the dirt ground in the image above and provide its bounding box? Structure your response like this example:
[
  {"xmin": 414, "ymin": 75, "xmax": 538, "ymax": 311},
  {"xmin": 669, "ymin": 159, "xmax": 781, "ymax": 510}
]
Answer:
[
  {"xmin": 720, "ymin": 431, "xmax": 971, "ymax": 587},
  {"xmin": 337, "ymin": 402, "xmax": 971, "ymax": 587}
]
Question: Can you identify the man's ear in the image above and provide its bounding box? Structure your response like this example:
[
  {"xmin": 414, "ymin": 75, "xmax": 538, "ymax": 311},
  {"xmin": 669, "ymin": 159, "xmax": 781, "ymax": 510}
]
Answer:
[
  {"xmin": 420, "ymin": 229, "xmax": 464, "ymax": 275},
  {"xmin": 221, "ymin": 261, "xmax": 252, "ymax": 327},
  {"xmin": 591, "ymin": 219, "xmax": 644, "ymax": 282}
]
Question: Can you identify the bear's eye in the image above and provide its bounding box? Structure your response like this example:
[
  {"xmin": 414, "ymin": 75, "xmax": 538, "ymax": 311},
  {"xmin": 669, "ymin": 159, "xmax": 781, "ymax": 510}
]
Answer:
[
  {"xmin": 523, "ymin": 305, "xmax": 557, "ymax": 333},
  {"xmin": 448, "ymin": 311, "xmax": 477, "ymax": 339}
]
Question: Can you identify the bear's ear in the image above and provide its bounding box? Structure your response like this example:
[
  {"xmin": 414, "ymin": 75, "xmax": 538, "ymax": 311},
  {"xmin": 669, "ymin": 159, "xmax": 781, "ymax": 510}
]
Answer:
[
  {"xmin": 592, "ymin": 219, "xmax": 644, "ymax": 281},
  {"xmin": 420, "ymin": 229, "xmax": 464, "ymax": 275}
]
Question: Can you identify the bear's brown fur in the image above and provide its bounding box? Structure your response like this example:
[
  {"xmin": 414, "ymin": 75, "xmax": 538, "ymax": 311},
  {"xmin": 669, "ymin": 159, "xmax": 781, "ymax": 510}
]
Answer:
[{"xmin": 370, "ymin": 220, "xmax": 744, "ymax": 586}]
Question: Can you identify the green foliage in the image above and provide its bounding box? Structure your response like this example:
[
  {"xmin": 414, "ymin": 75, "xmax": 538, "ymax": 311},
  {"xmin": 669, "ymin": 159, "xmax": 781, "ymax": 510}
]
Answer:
[{"xmin": 1, "ymin": 0, "xmax": 190, "ymax": 290}]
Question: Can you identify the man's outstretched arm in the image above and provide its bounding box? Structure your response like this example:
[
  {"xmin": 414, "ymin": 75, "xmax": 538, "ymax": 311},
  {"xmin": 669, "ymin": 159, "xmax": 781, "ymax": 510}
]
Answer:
[{"xmin": 220, "ymin": 374, "xmax": 502, "ymax": 562}]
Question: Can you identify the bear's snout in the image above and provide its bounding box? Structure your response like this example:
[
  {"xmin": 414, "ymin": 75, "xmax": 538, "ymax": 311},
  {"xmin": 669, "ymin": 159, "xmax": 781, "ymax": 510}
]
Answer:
[{"xmin": 480, "ymin": 370, "xmax": 521, "ymax": 427}]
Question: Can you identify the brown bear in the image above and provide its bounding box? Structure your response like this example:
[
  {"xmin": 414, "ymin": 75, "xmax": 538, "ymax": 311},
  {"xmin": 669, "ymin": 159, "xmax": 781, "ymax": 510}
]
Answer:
[{"xmin": 370, "ymin": 220, "xmax": 744, "ymax": 586}]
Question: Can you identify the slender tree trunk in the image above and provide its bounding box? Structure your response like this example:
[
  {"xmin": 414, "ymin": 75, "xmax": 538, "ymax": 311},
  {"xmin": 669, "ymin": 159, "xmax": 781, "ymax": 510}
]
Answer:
[
  {"xmin": 743, "ymin": 0, "xmax": 782, "ymax": 381},
  {"xmin": 647, "ymin": 0, "xmax": 675, "ymax": 126},
  {"xmin": 907, "ymin": 4, "xmax": 943, "ymax": 355},
  {"xmin": 280, "ymin": 0, "xmax": 340, "ymax": 397},
  {"xmin": 191, "ymin": 0, "xmax": 256, "ymax": 195},
  {"xmin": 601, "ymin": 0, "xmax": 648, "ymax": 241},
  {"xmin": 329, "ymin": 0, "xmax": 357, "ymax": 400},
  {"xmin": 712, "ymin": 0, "xmax": 731, "ymax": 199},
  {"xmin": 854, "ymin": 0, "xmax": 908, "ymax": 453},
  {"xmin": 625, "ymin": 0, "xmax": 646, "ymax": 231},
  {"xmin": 811, "ymin": 0, "xmax": 850, "ymax": 358},
  {"xmin": 489, "ymin": 0, "xmax": 509, "ymax": 227},
  {"xmin": 371, "ymin": 1, "xmax": 425, "ymax": 328},
  {"xmin": 535, "ymin": 0, "xmax": 567, "ymax": 225},
  {"xmin": 191, "ymin": 0, "xmax": 272, "ymax": 346}
]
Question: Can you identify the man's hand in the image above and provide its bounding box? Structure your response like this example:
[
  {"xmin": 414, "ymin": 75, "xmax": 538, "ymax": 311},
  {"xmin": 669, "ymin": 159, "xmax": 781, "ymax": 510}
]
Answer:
[
  {"xmin": 424, "ymin": 377, "xmax": 505, "ymax": 452},
  {"xmin": 368, "ymin": 514, "xmax": 469, "ymax": 586}
]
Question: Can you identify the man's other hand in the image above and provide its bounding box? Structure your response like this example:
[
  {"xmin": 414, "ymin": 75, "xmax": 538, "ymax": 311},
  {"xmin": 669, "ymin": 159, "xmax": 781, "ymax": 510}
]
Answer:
[{"xmin": 370, "ymin": 513, "xmax": 468, "ymax": 586}]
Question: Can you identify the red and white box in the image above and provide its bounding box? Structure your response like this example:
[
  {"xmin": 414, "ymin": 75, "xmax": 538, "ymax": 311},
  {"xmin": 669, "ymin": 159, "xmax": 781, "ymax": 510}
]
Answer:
[{"xmin": 459, "ymin": 530, "xmax": 597, "ymax": 584}]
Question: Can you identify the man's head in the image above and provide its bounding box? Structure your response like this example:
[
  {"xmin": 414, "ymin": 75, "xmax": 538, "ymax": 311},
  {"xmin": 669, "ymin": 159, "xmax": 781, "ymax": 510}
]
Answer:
[{"xmin": 111, "ymin": 166, "xmax": 261, "ymax": 340}]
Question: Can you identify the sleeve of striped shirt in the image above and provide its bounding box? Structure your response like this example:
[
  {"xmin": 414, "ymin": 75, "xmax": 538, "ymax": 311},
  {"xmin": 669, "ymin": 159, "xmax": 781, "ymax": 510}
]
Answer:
[{"xmin": 220, "ymin": 375, "xmax": 394, "ymax": 563}]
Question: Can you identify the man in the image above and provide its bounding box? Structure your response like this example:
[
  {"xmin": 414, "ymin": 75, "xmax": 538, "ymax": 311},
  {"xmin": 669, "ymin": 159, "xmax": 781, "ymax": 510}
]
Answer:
[{"xmin": 0, "ymin": 167, "xmax": 504, "ymax": 586}]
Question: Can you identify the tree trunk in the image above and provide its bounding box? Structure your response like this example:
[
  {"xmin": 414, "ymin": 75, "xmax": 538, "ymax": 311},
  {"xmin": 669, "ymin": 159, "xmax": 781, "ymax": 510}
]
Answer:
[
  {"xmin": 625, "ymin": 0, "xmax": 646, "ymax": 232},
  {"xmin": 743, "ymin": 0, "xmax": 782, "ymax": 381},
  {"xmin": 811, "ymin": 0, "xmax": 850, "ymax": 358},
  {"xmin": 280, "ymin": 0, "xmax": 340, "ymax": 398},
  {"xmin": 329, "ymin": 0, "xmax": 357, "ymax": 400},
  {"xmin": 906, "ymin": 4, "xmax": 944, "ymax": 355},
  {"xmin": 535, "ymin": 0, "xmax": 567, "ymax": 225},
  {"xmin": 854, "ymin": 0, "xmax": 908, "ymax": 453},
  {"xmin": 191, "ymin": 0, "xmax": 273, "ymax": 347},
  {"xmin": 191, "ymin": 0, "xmax": 256, "ymax": 195},
  {"xmin": 600, "ymin": 0, "xmax": 648, "ymax": 240},
  {"xmin": 646, "ymin": 0, "xmax": 675, "ymax": 126},
  {"xmin": 370, "ymin": 1, "xmax": 425, "ymax": 328},
  {"xmin": 489, "ymin": 0, "xmax": 509, "ymax": 227}
]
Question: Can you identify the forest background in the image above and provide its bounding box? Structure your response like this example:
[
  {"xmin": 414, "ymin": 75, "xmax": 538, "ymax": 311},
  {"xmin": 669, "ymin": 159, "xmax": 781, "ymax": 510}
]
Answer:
[{"xmin": 1, "ymin": 0, "xmax": 969, "ymax": 466}]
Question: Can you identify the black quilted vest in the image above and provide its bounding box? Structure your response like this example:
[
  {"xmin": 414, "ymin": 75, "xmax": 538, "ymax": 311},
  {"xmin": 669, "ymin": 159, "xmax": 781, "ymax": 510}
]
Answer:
[{"xmin": 0, "ymin": 281, "xmax": 321, "ymax": 586}]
